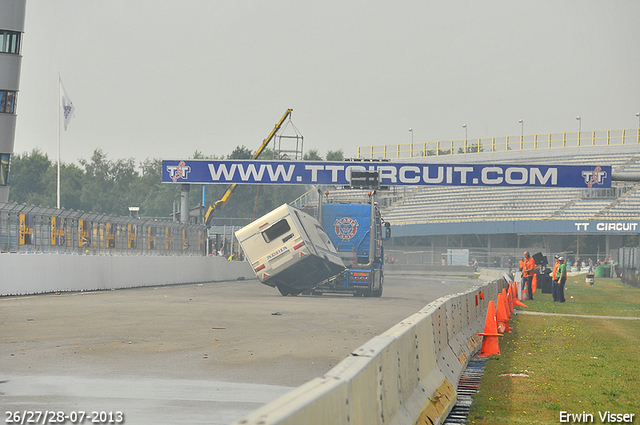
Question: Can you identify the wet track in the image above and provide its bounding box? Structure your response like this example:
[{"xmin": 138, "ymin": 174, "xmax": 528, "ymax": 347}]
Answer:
[{"xmin": 1, "ymin": 271, "xmax": 478, "ymax": 425}]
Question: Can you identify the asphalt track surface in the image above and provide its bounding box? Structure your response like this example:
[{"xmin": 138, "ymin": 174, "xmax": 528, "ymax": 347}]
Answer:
[{"xmin": 1, "ymin": 271, "xmax": 479, "ymax": 425}]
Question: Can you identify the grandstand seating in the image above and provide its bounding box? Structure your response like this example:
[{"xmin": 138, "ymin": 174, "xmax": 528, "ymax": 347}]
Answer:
[{"xmin": 328, "ymin": 145, "xmax": 640, "ymax": 224}]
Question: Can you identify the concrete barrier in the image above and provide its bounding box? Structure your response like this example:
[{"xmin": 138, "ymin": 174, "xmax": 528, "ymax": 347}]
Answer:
[
  {"xmin": 0, "ymin": 254, "xmax": 254, "ymax": 296},
  {"xmin": 478, "ymin": 268, "xmax": 505, "ymax": 281},
  {"xmin": 384, "ymin": 264, "xmax": 475, "ymax": 275},
  {"xmin": 232, "ymin": 275, "xmax": 508, "ymax": 425}
]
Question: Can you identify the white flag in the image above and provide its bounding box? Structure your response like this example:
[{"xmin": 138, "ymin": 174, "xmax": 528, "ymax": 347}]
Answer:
[{"xmin": 59, "ymin": 79, "xmax": 75, "ymax": 130}]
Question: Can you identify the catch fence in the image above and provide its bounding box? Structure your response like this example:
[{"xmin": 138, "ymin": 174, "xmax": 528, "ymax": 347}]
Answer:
[
  {"xmin": 0, "ymin": 202, "xmax": 207, "ymax": 256},
  {"xmin": 385, "ymin": 248, "xmax": 623, "ymax": 271},
  {"xmin": 618, "ymin": 247, "xmax": 640, "ymax": 288}
]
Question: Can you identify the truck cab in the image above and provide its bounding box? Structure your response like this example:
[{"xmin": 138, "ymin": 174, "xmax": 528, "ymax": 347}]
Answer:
[{"xmin": 312, "ymin": 192, "xmax": 390, "ymax": 297}]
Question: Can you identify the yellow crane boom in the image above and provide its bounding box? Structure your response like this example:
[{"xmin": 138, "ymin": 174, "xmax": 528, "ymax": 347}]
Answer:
[{"xmin": 204, "ymin": 108, "xmax": 293, "ymax": 226}]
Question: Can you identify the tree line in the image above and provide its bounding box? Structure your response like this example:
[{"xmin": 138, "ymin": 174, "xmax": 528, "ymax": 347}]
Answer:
[{"xmin": 7, "ymin": 147, "xmax": 344, "ymax": 222}]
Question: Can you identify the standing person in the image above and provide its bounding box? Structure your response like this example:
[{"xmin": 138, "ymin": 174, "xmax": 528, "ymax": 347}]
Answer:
[
  {"xmin": 522, "ymin": 251, "xmax": 537, "ymax": 300},
  {"xmin": 518, "ymin": 257, "xmax": 524, "ymax": 273},
  {"xmin": 518, "ymin": 256, "xmax": 525, "ymax": 297},
  {"xmin": 552, "ymin": 255, "xmax": 561, "ymax": 302},
  {"xmin": 557, "ymin": 256, "xmax": 567, "ymax": 302}
]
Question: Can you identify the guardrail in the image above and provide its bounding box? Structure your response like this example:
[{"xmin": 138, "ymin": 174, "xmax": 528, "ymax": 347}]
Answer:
[
  {"xmin": 357, "ymin": 128, "xmax": 640, "ymax": 159},
  {"xmin": 0, "ymin": 202, "xmax": 206, "ymax": 256},
  {"xmin": 232, "ymin": 272, "xmax": 508, "ymax": 425}
]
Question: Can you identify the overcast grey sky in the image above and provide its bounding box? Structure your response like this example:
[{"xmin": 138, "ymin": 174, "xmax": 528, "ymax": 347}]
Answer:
[{"xmin": 14, "ymin": 0, "xmax": 640, "ymax": 165}]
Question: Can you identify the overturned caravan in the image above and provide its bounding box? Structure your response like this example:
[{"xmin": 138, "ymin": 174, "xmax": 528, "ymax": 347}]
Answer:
[{"xmin": 235, "ymin": 204, "xmax": 345, "ymax": 296}]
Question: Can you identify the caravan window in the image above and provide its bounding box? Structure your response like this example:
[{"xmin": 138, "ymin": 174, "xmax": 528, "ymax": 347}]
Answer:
[{"xmin": 262, "ymin": 219, "xmax": 291, "ymax": 243}]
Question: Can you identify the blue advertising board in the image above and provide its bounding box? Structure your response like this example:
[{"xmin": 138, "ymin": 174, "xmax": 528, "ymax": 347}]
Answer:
[{"xmin": 162, "ymin": 160, "xmax": 611, "ymax": 189}]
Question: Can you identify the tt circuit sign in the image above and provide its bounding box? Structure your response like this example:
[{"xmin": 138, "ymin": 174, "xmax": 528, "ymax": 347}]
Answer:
[
  {"xmin": 575, "ymin": 222, "xmax": 639, "ymax": 232},
  {"xmin": 162, "ymin": 160, "xmax": 611, "ymax": 189}
]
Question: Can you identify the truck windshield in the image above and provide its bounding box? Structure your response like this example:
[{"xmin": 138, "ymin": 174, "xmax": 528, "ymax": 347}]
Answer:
[{"xmin": 262, "ymin": 219, "xmax": 291, "ymax": 243}]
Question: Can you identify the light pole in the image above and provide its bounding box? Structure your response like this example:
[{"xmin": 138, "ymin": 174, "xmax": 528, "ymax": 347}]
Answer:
[
  {"xmin": 576, "ymin": 116, "xmax": 581, "ymax": 145},
  {"xmin": 636, "ymin": 112, "xmax": 639, "ymax": 128},
  {"xmin": 409, "ymin": 128, "xmax": 413, "ymax": 144},
  {"xmin": 576, "ymin": 116, "xmax": 581, "ymax": 132},
  {"xmin": 519, "ymin": 119, "xmax": 523, "ymax": 137},
  {"xmin": 462, "ymin": 124, "xmax": 467, "ymax": 140}
]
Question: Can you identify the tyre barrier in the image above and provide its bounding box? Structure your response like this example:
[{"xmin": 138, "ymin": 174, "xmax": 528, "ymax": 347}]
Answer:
[{"xmin": 232, "ymin": 275, "xmax": 508, "ymax": 425}]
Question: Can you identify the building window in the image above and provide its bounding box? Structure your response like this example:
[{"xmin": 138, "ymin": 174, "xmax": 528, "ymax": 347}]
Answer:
[
  {"xmin": 0, "ymin": 154, "xmax": 10, "ymax": 186},
  {"xmin": 0, "ymin": 91, "xmax": 17, "ymax": 114},
  {"xmin": 0, "ymin": 30, "xmax": 21, "ymax": 54}
]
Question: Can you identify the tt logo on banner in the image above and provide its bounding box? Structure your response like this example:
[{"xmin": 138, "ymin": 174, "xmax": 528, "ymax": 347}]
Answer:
[{"xmin": 167, "ymin": 161, "xmax": 191, "ymax": 182}]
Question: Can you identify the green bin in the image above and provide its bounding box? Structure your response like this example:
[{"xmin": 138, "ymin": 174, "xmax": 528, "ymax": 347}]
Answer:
[
  {"xmin": 595, "ymin": 265, "xmax": 605, "ymax": 278},
  {"xmin": 594, "ymin": 265, "xmax": 611, "ymax": 278}
]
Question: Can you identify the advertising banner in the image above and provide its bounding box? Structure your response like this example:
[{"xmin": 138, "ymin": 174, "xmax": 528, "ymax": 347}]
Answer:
[
  {"xmin": 106, "ymin": 223, "xmax": 116, "ymax": 248},
  {"xmin": 128, "ymin": 224, "xmax": 137, "ymax": 249},
  {"xmin": 51, "ymin": 216, "xmax": 66, "ymax": 246},
  {"xmin": 182, "ymin": 229, "xmax": 189, "ymax": 251},
  {"xmin": 162, "ymin": 160, "xmax": 612, "ymax": 189},
  {"xmin": 165, "ymin": 227, "xmax": 173, "ymax": 250},
  {"xmin": 78, "ymin": 220, "xmax": 91, "ymax": 248},
  {"xmin": 148, "ymin": 226, "xmax": 156, "ymax": 250},
  {"xmin": 19, "ymin": 214, "xmax": 35, "ymax": 245}
]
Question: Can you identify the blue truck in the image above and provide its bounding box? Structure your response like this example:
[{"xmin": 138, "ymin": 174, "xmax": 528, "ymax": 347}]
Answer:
[{"xmin": 310, "ymin": 192, "xmax": 390, "ymax": 297}]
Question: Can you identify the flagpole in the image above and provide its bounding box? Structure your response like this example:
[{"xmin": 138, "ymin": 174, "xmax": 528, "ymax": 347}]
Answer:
[{"xmin": 57, "ymin": 72, "xmax": 61, "ymax": 209}]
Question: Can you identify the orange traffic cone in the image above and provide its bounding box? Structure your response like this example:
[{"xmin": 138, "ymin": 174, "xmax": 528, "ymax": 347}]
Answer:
[
  {"xmin": 512, "ymin": 280, "xmax": 528, "ymax": 307},
  {"xmin": 502, "ymin": 288, "xmax": 511, "ymax": 320},
  {"xmin": 478, "ymin": 300, "xmax": 503, "ymax": 356},
  {"xmin": 496, "ymin": 293, "xmax": 511, "ymax": 333},
  {"xmin": 507, "ymin": 283, "xmax": 515, "ymax": 313}
]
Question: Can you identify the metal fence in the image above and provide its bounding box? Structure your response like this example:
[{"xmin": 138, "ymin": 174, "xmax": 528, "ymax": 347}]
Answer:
[
  {"xmin": 385, "ymin": 248, "xmax": 623, "ymax": 272},
  {"xmin": 0, "ymin": 202, "xmax": 207, "ymax": 256},
  {"xmin": 618, "ymin": 247, "xmax": 640, "ymax": 288},
  {"xmin": 357, "ymin": 128, "xmax": 640, "ymax": 159},
  {"xmin": 385, "ymin": 249, "xmax": 514, "ymax": 269},
  {"xmin": 618, "ymin": 247, "xmax": 639, "ymax": 270}
]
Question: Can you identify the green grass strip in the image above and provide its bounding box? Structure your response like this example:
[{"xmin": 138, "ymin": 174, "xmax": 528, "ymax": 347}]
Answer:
[{"xmin": 468, "ymin": 275, "xmax": 640, "ymax": 424}]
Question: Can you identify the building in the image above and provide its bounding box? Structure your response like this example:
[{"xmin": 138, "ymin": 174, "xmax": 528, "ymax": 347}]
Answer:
[{"xmin": 0, "ymin": 0, "xmax": 26, "ymax": 202}]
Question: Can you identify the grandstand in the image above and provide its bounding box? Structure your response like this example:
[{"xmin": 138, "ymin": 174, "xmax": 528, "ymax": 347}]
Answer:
[
  {"xmin": 383, "ymin": 144, "xmax": 640, "ymax": 225},
  {"xmin": 317, "ymin": 142, "xmax": 640, "ymax": 267}
]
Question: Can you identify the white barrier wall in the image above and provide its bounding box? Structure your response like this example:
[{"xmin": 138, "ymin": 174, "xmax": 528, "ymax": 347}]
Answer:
[
  {"xmin": 232, "ymin": 275, "xmax": 508, "ymax": 425},
  {"xmin": 0, "ymin": 254, "xmax": 254, "ymax": 296}
]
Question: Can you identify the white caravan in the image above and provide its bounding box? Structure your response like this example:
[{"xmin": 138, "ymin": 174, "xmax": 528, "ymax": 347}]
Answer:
[{"xmin": 235, "ymin": 204, "xmax": 345, "ymax": 295}]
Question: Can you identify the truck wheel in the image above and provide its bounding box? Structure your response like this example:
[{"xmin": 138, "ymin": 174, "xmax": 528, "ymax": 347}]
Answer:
[{"xmin": 277, "ymin": 285, "xmax": 300, "ymax": 296}]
